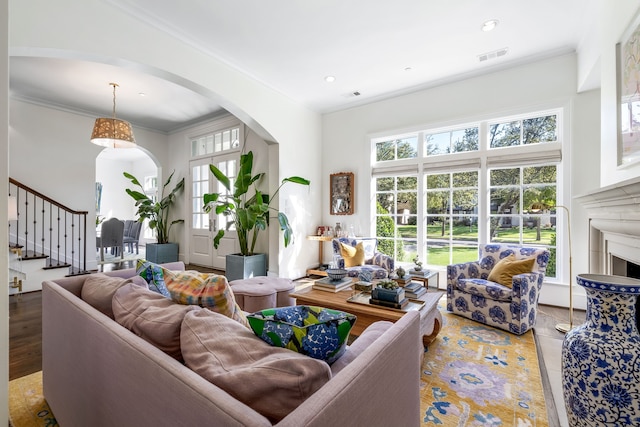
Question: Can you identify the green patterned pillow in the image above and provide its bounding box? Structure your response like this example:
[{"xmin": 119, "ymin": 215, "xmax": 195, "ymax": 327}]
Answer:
[
  {"xmin": 136, "ymin": 259, "xmax": 170, "ymax": 297},
  {"xmin": 247, "ymin": 306, "xmax": 356, "ymax": 364}
]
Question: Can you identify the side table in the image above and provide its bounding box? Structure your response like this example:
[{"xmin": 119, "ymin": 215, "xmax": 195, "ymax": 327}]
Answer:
[
  {"xmin": 409, "ymin": 270, "xmax": 439, "ymax": 289},
  {"xmin": 306, "ymin": 235, "xmax": 333, "ymax": 276}
]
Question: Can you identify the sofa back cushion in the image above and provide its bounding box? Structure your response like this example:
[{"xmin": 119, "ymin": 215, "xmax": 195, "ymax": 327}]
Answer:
[
  {"xmin": 81, "ymin": 273, "xmax": 148, "ymax": 319},
  {"xmin": 113, "ymin": 283, "xmax": 201, "ymax": 361},
  {"xmin": 181, "ymin": 309, "xmax": 331, "ymax": 423}
]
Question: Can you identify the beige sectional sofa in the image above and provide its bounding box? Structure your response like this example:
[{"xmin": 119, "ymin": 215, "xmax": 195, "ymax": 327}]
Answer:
[{"xmin": 42, "ymin": 263, "xmax": 422, "ymax": 426}]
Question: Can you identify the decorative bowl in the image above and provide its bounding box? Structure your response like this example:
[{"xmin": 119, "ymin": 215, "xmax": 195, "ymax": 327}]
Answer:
[{"xmin": 326, "ymin": 268, "xmax": 348, "ymax": 281}]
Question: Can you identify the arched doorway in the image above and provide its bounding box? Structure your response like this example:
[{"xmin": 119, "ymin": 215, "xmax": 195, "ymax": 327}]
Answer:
[{"xmin": 95, "ymin": 146, "xmax": 158, "ymax": 263}]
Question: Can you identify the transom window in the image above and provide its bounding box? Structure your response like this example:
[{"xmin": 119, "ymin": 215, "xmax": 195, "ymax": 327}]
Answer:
[{"xmin": 191, "ymin": 126, "xmax": 240, "ymax": 157}]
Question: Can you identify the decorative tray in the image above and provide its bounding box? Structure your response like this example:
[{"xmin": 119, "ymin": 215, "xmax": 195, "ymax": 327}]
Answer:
[{"xmin": 346, "ymin": 291, "xmax": 426, "ymax": 312}]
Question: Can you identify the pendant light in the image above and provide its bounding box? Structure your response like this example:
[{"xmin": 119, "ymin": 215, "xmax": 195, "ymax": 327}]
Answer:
[{"xmin": 90, "ymin": 82, "xmax": 136, "ymax": 148}]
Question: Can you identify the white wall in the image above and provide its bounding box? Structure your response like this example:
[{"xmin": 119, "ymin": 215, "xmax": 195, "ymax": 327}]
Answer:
[
  {"xmin": 322, "ymin": 53, "xmax": 601, "ymax": 309},
  {"xmin": 599, "ymin": 1, "xmax": 640, "ymax": 186}
]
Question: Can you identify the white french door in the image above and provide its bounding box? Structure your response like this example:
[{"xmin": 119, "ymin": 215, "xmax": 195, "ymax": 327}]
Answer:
[{"xmin": 189, "ymin": 153, "xmax": 239, "ymax": 269}]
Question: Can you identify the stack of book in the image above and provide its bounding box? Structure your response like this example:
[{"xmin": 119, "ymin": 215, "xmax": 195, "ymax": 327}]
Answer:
[
  {"xmin": 402, "ymin": 281, "xmax": 427, "ymax": 299},
  {"xmin": 393, "ymin": 275, "xmax": 412, "ymax": 287},
  {"xmin": 312, "ymin": 276, "xmax": 352, "ymax": 293},
  {"xmin": 409, "ymin": 269, "xmax": 430, "ymax": 277},
  {"xmin": 370, "ymin": 286, "xmax": 408, "ymax": 309}
]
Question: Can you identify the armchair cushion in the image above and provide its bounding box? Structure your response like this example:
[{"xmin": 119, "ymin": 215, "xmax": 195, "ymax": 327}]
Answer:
[
  {"xmin": 339, "ymin": 242, "xmax": 365, "ymax": 267},
  {"xmin": 457, "ymin": 278, "xmax": 513, "ymax": 302},
  {"xmin": 487, "ymin": 254, "xmax": 535, "ymax": 288}
]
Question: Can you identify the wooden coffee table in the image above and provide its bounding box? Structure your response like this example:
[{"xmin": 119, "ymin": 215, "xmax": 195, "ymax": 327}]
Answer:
[{"xmin": 290, "ymin": 286, "xmax": 443, "ymax": 347}]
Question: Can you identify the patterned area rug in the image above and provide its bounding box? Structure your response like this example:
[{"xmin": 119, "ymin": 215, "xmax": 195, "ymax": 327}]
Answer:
[
  {"xmin": 421, "ymin": 298, "xmax": 548, "ymax": 426},
  {"xmin": 9, "ymin": 371, "xmax": 58, "ymax": 427}
]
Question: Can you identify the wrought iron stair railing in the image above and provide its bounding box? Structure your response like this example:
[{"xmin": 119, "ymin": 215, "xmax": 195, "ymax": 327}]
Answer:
[{"xmin": 9, "ymin": 177, "xmax": 89, "ymax": 276}]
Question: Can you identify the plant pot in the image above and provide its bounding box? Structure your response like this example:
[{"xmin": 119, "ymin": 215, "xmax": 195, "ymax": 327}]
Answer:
[
  {"xmin": 145, "ymin": 243, "xmax": 179, "ymax": 264},
  {"xmin": 225, "ymin": 253, "xmax": 267, "ymax": 282}
]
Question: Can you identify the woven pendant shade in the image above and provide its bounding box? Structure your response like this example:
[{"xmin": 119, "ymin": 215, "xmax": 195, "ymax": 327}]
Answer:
[
  {"xmin": 91, "ymin": 117, "xmax": 136, "ymax": 148},
  {"xmin": 90, "ymin": 82, "xmax": 136, "ymax": 148}
]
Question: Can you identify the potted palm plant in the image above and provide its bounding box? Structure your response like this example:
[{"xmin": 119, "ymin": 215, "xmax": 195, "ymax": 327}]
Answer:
[
  {"xmin": 123, "ymin": 170, "xmax": 185, "ymax": 263},
  {"xmin": 203, "ymin": 150, "xmax": 310, "ymax": 280}
]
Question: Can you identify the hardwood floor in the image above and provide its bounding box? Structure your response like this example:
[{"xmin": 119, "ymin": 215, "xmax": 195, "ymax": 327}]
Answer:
[
  {"xmin": 9, "ymin": 291, "xmax": 42, "ymax": 381},
  {"xmin": 8, "ymin": 273, "xmax": 582, "ymax": 424}
]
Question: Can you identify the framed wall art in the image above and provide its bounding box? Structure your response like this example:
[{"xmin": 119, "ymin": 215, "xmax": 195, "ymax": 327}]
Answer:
[
  {"xmin": 330, "ymin": 172, "xmax": 354, "ymax": 215},
  {"xmin": 617, "ymin": 10, "xmax": 640, "ymax": 166}
]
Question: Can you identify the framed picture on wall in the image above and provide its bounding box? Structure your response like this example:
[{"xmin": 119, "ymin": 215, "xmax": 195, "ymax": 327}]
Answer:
[
  {"xmin": 617, "ymin": 10, "xmax": 640, "ymax": 166},
  {"xmin": 330, "ymin": 172, "xmax": 354, "ymax": 215}
]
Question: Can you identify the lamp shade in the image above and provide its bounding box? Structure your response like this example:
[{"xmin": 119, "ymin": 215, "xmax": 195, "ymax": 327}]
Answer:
[
  {"xmin": 8, "ymin": 196, "xmax": 18, "ymax": 221},
  {"xmin": 90, "ymin": 118, "xmax": 136, "ymax": 148}
]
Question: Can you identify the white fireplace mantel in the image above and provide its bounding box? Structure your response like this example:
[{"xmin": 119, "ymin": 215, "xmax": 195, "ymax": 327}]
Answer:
[{"xmin": 576, "ymin": 176, "xmax": 640, "ymax": 274}]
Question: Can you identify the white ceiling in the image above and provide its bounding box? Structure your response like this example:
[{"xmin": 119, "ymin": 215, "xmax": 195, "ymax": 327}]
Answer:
[{"xmin": 10, "ymin": 0, "xmax": 599, "ymax": 136}]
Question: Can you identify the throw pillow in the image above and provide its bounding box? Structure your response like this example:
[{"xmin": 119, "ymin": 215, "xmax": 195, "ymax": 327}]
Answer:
[
  {"xmin": 112, "ymin": 283, "xmax": 201, "ymax": 361},
  {"xmin": 487, "ymin": 254, "xmax": 536, "ymax": 288},
  {"xmin": 181, "ymin": 309, "xmax": 331, "ymax": 423},
  {"xmin": 81, "ymin": 273, "xmax": 145, "ymax": 319},
  {"xmin": 339, "ymin": 241, "xmax": 365, "ymax": 267},
  {"xmin": 163, "ymin": 269, "xmax": 248, "ymax": 327},
  {"xmin": 136, "ymin": 259, "xmax": 171, "ymax": 298},
  {"xmin": 246, "ymin": 305, "xmax": 356, "ymax": 364}
]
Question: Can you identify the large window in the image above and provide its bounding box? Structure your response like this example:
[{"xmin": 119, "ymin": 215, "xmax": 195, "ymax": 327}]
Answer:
[
  {"xmin": 375, "ymin": 176, "xmax": 418, "ymax": 262},
  {"xmin": 425, "ymin": 171, "xmax": 479, "ymax": 265},
  {"xmin": 372, "ymin": 110, "xmax": 563, "ymax": 278}
]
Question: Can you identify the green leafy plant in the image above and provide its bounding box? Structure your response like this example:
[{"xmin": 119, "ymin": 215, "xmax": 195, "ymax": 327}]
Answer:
[
  {"xmin": 203, "ymin": 151, "xmax": 310, "ymax": 256},
  {"xmin": 123, "ymin": 170, "xmax": 185, "ymax": 244},
  {"xmin": 377, "ymin": 279, "xmax": 399, "ymax": 290}
]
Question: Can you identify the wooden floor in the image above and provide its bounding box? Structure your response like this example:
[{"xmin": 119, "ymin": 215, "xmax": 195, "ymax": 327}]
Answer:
[{"xmin": 8, "ymin": 268, "xmax": 584, "ymax": 424}]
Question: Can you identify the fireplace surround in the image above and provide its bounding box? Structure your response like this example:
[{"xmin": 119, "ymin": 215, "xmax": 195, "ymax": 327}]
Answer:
[{"xmin": 575, "ymin": 176, "xmax": 640, "ymax": 276}]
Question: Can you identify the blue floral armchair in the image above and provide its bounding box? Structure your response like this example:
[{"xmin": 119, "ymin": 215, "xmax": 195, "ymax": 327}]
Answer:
[
  {"xmin": 446, "ymin": 244, "xmax": 550, "ymax": 335},
  {"xmin": 331, "ymin": 237, "xmax": 394, "ymax": 279}
]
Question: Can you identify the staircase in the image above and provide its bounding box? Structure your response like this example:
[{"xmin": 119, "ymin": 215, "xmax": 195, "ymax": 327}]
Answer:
[{"xmin": 9, "ymin": 178, "xmax": 91, "ymax": 292}]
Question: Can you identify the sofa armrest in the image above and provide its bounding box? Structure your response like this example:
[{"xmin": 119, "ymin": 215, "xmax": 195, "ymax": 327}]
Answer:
[
  {"xmin": 330, "ymin": 321, "xmax": 393, "ymax": 375},
  {"xmin": 447, "ymin": 261, "xmax": 482, "ymax": 287},
  {"xmin": 511, "ymin": 272, "xmax": 544, "ymax": 300},
  {"xmin": 277, "ymin": 312, "xmax": 421, "ymax": 427}
]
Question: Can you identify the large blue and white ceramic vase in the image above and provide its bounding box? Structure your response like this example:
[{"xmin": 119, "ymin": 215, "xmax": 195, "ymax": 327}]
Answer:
[{"xmin": 562, "ymin": 274, "xmax": 640, "ymax": 426}]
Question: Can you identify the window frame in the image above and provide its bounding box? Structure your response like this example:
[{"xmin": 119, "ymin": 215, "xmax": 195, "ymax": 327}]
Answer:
[{"xmin": 370, "ymin": 107, "xmax": 568, "ymax": 283}]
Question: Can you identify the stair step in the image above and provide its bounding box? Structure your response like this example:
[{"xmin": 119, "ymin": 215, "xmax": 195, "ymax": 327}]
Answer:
[
  {"xmin": 67, "ymin": 267, "xmax": 92, "ymax": 277},
  {"xmin": 20, "ymin": 250, "xmax": 48, "ymax": 261},
  {"xmin": 43, "ymin": 259, "xmax": 71, "ymax": 270}
]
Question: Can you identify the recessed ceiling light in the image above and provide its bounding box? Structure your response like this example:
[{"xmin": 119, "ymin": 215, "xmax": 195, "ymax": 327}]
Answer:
[
  {"xmin": 324, "ymin": 75, "xmax": 336, "ymax": 83},
  {"xmin": 404, "ymin": 67, "xmax": 413, "ymax": 72},
  {"xmin": 481, "ymin": 19, "xmax": 499, "ymax": 32},
  {"xmin": 138, "ymin": 92, "xmax": 146, "ymax": 97}
]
